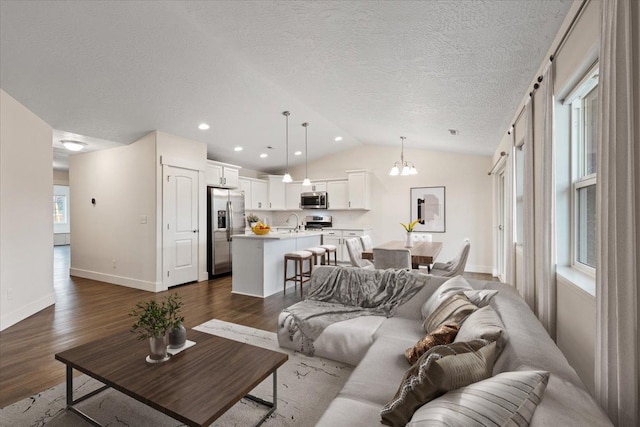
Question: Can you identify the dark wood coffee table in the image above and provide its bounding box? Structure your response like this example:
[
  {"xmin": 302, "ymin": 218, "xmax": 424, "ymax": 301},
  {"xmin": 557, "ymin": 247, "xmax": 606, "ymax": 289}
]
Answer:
[{"xmin": 55, "ymin": 329, "xmax": 288, "ymax": 427}]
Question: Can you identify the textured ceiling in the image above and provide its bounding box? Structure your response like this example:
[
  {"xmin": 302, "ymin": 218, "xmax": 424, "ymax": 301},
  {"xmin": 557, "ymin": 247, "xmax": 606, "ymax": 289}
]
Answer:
[{"xmin": 0, "ymin": 0, "xmax": 572, "ymax": 172}]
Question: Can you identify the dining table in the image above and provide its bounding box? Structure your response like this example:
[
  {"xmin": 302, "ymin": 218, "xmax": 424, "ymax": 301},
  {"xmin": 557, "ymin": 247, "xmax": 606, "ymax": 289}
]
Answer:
[{"xmin": 362, "ymin": 240, "xmax": 443, "ymax": 270}]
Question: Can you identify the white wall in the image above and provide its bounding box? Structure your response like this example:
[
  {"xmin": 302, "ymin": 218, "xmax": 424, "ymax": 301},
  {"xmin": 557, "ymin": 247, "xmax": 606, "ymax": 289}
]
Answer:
[
  {"xmin": 53, "ymin": 169, "xmax": 69, "ymax": 185},
  {"xmin": 0, "ymin": 90, "xmax": 55, "ymax": 331},
  {"xmin": 284, "ymin": 145, "xmax": 493, "ymax": 272},
  {"xmin": 70, "ymin": 133, "xmax": 159, "ymax": 291}
]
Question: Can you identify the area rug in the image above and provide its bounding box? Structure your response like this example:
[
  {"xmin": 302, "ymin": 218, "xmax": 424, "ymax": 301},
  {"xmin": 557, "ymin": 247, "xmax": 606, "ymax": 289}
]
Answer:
[{"xmin": 0, "ymin": 319, "xmax": 353, "ymax": 427}]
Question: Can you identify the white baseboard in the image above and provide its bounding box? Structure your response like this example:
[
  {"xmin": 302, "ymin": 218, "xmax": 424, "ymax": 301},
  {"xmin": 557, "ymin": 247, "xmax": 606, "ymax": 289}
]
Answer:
[
  {"xmin": 0, "ymin": 293, "xmax": 55, "ymax": 331},
  {"xmin": 465, "ymin": 264, "xmax": 493, "ymax": 274},
  {"xmin": 70, "ymin": 268, "xmax": 162, "ymax": 292}
]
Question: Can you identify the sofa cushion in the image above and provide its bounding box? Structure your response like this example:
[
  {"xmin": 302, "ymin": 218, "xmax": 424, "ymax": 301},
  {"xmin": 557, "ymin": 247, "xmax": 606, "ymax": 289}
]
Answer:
[
  {"xmin": 374, "ymin": 316, "xmax": 425, "ymax": 342},
  {"xmin": 407, "ymin": 370, "xmax": 550, "ymax": 426},
  {"xmin": 422, "ymin": 293, "xmax": 477, "ymax": 333},
  {"xmin": 315, "ymin": 397, "xmax": 383, "ymax": 427},
  {"xmin": 454, "ymin": 305, "xmax": 508, "ymax": 354},
  {"xmin": 405, "ymin": 323, "xmax": 459, "ymax": 365},
  {"xmin": 420, "ymin": 275, "xmax": 498, "ymax": 319},
  {"xmin": 313, "ymin": 316, "xmax": 386, "ymax": 366},
  {"xmin": 380, "ymin": 340, "xmax": 496, "ymax": 427}
]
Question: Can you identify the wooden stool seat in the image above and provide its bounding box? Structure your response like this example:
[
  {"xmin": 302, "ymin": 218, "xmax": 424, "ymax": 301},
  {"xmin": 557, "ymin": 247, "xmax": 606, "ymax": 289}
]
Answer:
[
  {"xmin": 284, "ymin": 250, "xmax": 313, "ymax": 296},
  {"xmin": 319, "ymin": 244, "xmax": 338, "ymax": 265},
  {"xmin": 305, "ymin": 247, "xmax": 327, "ymax": 266}
]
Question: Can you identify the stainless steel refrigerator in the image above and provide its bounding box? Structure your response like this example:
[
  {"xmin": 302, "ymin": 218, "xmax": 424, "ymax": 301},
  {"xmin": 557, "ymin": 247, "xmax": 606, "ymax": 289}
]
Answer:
[{"xmin": 207, "ymin": 187, "xmax": 245, "ymax": 278}]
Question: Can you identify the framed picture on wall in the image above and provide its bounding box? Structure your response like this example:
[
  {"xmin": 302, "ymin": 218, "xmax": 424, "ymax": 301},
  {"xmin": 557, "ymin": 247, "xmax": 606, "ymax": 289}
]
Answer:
[{"xmin": 410, "ymin": 186, "xmax": 446, "ymax": 232}]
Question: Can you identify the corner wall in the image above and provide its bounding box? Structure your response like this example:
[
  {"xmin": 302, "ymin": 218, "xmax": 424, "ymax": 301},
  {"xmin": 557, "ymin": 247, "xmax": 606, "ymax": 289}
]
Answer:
[
  {"xmin": 69, "ymin": 133, "xmax": 159, "ymax": 291},
  {"xmin": 0, "ymin": 90, "xmax": 54, "ymax": 331}
]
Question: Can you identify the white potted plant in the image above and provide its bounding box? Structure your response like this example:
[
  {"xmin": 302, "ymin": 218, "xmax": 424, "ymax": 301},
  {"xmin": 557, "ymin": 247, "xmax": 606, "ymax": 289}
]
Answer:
[
  {"xmin": 400, "ymin": 218, "xmax": 421, "ymax": 248},
  {"xmin": 247, "ymin": 213, "xmax": 260, "ymax": 228}
]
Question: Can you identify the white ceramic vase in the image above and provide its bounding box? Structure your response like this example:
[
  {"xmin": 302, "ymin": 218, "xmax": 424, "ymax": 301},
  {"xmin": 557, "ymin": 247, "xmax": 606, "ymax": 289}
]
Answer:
[{"xmin": 405, "ymin": 232, "xmax": 414, "ymax": 248}]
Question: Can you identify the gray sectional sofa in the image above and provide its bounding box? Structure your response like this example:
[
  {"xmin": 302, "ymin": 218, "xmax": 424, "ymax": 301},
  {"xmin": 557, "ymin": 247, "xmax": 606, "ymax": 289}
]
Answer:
[{"xmin": 277, "ymin": 266, "xmax": 612, "ymax": 426}]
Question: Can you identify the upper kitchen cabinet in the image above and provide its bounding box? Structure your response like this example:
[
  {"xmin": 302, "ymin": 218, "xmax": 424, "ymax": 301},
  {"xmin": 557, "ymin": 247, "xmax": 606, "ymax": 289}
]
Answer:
[
  {"xmin": 240, "ymin": 177, "xmax": 268, "ymax": 210},
  {"xmin": 347, "ymin": 170, "xmax": 371, "ymax": 210},
  {"xmin": 309, "ymin": 181, "xmax": 327, "ymax": 192},
  {"xmin": 285, "ymin": 182, "xmax": 303, "ymax": 210},
  {"xmin": 205, "ymin": 160, "xmax": 240, "ymax": 188},
  {"xmin": 262, "ymin": 175, "xmax": 286, "ymax": 210},
  {"xmin": 327, "ymin": 180, "xmax": 348, "ymax": 210}
]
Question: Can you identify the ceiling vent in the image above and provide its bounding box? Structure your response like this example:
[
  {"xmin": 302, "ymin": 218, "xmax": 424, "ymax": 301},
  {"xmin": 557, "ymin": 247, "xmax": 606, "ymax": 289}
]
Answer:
[{"xmin": 448, "ymin": 129, "xmax": 459, "ymax": 136}]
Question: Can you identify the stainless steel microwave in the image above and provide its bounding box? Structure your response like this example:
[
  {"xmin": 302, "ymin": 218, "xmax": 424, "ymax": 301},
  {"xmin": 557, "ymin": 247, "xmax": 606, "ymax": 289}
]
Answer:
[{"xmin": 300, "ymin": 191, "xmax": 328, "ymax": 209}]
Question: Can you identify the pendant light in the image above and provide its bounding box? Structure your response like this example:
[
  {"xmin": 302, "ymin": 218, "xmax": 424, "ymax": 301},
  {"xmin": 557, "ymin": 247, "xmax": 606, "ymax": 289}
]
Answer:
[
  {"xmin": 301, "ymin": 122, "xmax": 311, "ymax": 186},
  {"xmin": 282, "ymin": 111, "xmax": 293, "ymax": 183},
  {"xmin": 389, "ymin": 136, "xmax": 417, "ymax": 176}
]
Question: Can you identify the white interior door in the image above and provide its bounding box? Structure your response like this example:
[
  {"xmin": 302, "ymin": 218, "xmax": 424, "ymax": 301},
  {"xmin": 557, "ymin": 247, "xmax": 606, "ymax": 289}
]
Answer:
[{"xmin": 163, "ymin": 165, "xmax": 199, "ymax": 287}]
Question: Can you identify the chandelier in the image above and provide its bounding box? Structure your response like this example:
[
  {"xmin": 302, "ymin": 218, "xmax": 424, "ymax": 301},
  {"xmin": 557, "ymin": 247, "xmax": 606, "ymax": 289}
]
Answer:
[{"xmin": 389, "ymin": 136, "xmax": 417, "ymax": 176}]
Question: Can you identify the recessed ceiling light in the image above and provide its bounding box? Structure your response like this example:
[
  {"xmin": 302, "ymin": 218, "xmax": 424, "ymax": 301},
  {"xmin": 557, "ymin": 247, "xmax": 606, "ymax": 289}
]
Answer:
[
  {"xmin": 61, "ymin": 140, "xmax": 86, "ymax": 151},
  {"xmin": 198, "ymin": 123, "xmax": 210, "ymax": 130},
  {"xmin": 334, "ymin": 136, "xmax": 343, "ymax": 142},
  {"xmin": 260, "ymin": 153, "xmax": 268, "ymax": 158},
  {"xmin": 294, "ymin": 150, "xmax": 302, "ymax": 156},
  {"xmin": 234, "ymin": 146, "xmax": 243, "ymax": 152}
]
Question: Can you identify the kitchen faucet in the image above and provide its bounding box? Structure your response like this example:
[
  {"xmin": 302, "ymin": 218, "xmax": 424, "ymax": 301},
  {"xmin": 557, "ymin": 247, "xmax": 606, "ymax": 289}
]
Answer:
[{"xmin": 286, "ymin": 213, "xmax": 301, "ymax": 232}]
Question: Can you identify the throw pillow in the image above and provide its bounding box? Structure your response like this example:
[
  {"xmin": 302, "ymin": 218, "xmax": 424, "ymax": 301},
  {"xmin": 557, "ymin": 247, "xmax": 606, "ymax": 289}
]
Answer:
[
  {"xmin": 406, "ymin": 370, "xmax": 550, "ymax": 426},
  {"xmin": 420, "ymin": 276, "xmax": 499, "ymax": 319},
  {"xmin": 380, "ymin": 340, "xmax": 497, "ymax": 427},
  {"xmin": 421, "ymin": 276, "xmax": 472, "ymax": 319},
  {"xmin": 454, "ymin": 305, "xmax": 508, "ymax": 354},
  {"xmin": 405, "ymin": 323, "xmax": 459, "ymax": 365},
  {"xmin": 422, "ymin": 294, "xmax": 477, "ymax": 333}
]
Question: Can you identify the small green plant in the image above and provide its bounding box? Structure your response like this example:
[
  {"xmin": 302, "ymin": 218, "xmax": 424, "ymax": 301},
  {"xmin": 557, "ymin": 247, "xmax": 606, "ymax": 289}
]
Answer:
[
  {"xmin": 130, "ymin": 293, "xmax": 183, "ymax": 340},
  {"xmin": 247, "ymin": 213, "xmax": 260, "ymax": 223},
  {"xmin": 400, "ymin": 218, "xmax": 421, "ymax": 232}
]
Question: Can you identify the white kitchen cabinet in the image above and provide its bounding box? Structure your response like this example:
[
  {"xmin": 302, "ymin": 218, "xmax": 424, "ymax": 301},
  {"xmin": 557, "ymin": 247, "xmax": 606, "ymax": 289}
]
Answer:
[
  {"xmin": 309, "ymin": 181, "xmax": 327, "ymax": 192},
  {"xmin": 347, "ymin": 170, "xmax": 371, "ymax": 210},
  {"xmin": 251, "ymin": 180, "xmax": 268, "ymax": 210},
  {"xmin": 327, "ymin": 180, "xmax": 348, "ymax": 210},
  {"xmin": 322, "ymin": 228, "xmax": 370, "ymax": 263},
  {"xmin": 206, "ymin": 160, "xmax": 240, "ymax": 188},
  {"xmin": 264, "ymin": 175, "xmax": 286, "ymax": 210},
  {"xmin": 238, "ymin": 178, "xmax": 252, "ymax": 206},
  {"xmin": 285, "ymin": 182, "xmax": 303, "ymax": 210}
]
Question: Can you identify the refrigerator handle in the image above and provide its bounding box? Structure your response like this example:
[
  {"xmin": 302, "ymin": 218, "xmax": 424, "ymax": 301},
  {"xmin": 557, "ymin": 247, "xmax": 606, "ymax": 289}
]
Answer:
[{"xmin": 227, "ymin": 200, "xmax": 233, "ymax": 242}]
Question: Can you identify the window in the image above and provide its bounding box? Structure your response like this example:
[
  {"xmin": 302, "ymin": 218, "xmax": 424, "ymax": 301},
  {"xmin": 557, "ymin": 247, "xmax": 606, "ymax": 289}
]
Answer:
[
  {"xmin": 569, "ymin": 67, "xmax": 598, "ymax": 272},
  {"xmin": 53, "ymin": 195, "xmax": 67, "ymax": 224}
]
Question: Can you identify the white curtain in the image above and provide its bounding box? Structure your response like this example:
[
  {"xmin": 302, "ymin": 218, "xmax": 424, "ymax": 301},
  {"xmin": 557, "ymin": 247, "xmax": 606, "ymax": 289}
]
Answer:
[
  {"xmin": 534, "ymin": 63, "xmax": 557, "ymax": 339},
  {"xmin": 505, "ymin": 131, "xmax": 515, "ymax": 287},
  {"xmin": 521, "ymin": 98, "xmax": 536, "ymax": 312},
  {"xmin": 595, "ymin": 0, "xmax": 639, "ymax": 425}
]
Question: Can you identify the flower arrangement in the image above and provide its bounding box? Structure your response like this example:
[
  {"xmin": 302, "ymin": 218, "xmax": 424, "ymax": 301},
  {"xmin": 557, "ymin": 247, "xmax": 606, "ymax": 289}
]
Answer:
[
  {"xmin": 247, "ymin": 213, "xmax": 260, "ymax": 223},
  {"xmin": 130, "ymin": 293, "xmax": 183, "ymax": 340},
  {"xmin": 401, "ymin": 219, "xmax": 421, "ymax": 232}
]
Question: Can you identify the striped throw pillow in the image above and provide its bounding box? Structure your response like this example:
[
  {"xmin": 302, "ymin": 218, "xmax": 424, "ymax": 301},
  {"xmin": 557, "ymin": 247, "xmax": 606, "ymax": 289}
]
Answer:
[
  {"xmin": 422, "ymin": 293, "xmax": 477, "ymax": 333},
  {"xmin": 407, "ymin": 370, "xmax": 550, "ymax": 426}
]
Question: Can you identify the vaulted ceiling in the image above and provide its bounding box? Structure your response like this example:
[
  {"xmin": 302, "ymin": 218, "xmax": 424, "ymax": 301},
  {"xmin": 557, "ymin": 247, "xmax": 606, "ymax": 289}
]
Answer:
[{"xmin": 0, "ymin": 0, "xmax": 572, "ymax": 172}]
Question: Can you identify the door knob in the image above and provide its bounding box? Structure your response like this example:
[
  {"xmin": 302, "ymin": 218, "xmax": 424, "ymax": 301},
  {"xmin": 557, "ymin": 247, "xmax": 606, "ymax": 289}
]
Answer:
[{"xmin": 192, "ymin": 229, "xmax": 199, "ymax": 233}]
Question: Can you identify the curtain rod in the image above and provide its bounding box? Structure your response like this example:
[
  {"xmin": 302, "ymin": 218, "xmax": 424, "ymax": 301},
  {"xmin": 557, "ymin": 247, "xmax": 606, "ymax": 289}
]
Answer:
[
  {"xmin": 488, "ymin": 151, "xmax": 508, "ymax": 175},
  {"xmin": 506, "ymin": 0, "xmax": 589, "ymax": 135}
]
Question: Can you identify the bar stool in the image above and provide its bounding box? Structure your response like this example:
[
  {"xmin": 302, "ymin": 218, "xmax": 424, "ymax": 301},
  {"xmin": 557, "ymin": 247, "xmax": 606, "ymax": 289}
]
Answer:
[
  {"xmin": 284, "ymin": 250, "xmax": 313, "ymax": 297},
  {"xmin": 319, "ymin": 244, "xmax": 338, "ymax": 265},
  {"xmin": 305, "ymin": 247, "xmax": 327, "ymax": 267}
]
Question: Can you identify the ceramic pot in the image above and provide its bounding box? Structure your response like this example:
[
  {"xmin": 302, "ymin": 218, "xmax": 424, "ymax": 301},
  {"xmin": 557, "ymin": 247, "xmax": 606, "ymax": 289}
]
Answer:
[
  {"xmin": 405, "ymin": 232, "xmax": 414, "ymax": 248},
  {"xmin": 147, "ymin": 335, "xmax": 170, "ymax": 363},
  {"xmin": 169, "ymin": 324, "xmax": 187, "ymax": 349}
]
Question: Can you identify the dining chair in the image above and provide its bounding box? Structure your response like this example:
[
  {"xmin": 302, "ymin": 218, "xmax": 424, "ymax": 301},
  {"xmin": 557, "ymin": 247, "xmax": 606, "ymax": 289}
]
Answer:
[
  {"xmin": 344, "ymin": 238, "xmax": 374, "ymax": 269},
  {"xmin": 422, "ymin": 239, "xmax": 470, "ymax": 277},
  {"xmin": 360, "ymin": 235, "xmax": 373, "ymax": 251},
  {"xmin": 372, "ymin": 247, "xmax": 412, "ymax": 270}
]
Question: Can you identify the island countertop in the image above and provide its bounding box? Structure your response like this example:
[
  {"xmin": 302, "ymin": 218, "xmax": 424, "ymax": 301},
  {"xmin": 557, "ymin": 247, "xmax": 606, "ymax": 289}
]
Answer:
[{"xmin": 232, "ymin": 231, "xmax": 324, "ymax": 240}]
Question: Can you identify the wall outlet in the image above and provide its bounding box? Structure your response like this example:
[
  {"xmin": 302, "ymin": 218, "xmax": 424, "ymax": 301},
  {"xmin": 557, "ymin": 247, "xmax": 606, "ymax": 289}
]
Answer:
[
  {"xmin": 112, "ymin": 259, "xmax": 116, "ymax": 269},
  {"xmin": 139, "ymin": 215, "xmax": 147, "ymax": 224},
  {"xmin": 7, "ymin": 288, "xmax": 13, "ymax": 301}
]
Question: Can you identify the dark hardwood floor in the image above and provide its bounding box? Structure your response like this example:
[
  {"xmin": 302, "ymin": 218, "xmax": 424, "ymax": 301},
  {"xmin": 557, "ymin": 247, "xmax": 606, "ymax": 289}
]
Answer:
[{"xmin": 0, "ymin": 246, "xmax": 497, "ymax": 408}]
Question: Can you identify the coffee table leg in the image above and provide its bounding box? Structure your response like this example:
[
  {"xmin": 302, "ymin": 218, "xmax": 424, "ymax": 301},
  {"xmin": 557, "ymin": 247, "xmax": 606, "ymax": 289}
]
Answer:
[
  {"xmin": 65, "ymin": 365, "xmax": 110, "ymax": 427},
  {"xmin": 245, "ymin": 369, "xmax": 278, "ymax": 427}
]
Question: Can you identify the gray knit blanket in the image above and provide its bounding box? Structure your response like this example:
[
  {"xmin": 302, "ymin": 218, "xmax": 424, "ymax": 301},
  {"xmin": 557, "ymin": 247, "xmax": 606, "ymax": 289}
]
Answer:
[{"xmin": 280, "ymin": 266, "xmax": 429, "ymax": 356}]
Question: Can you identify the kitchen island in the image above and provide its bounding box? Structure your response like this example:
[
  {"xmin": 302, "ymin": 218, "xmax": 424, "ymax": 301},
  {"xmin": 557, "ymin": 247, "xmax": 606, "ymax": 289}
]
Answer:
[{"xmin": 231, "ymin": 231, "xmax": 323, "ymax": 298}]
